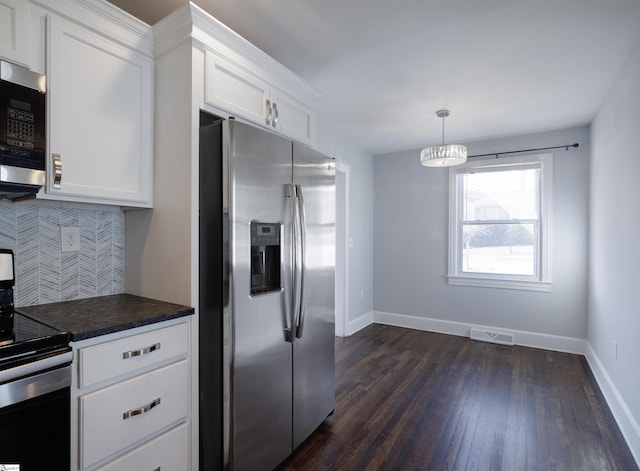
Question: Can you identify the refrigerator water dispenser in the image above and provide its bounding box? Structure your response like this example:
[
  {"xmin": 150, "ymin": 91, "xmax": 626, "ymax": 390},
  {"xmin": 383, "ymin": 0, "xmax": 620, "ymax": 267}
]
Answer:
[{"xmin": 250, "ymin": 222, "xmax": 281, "ymax": 295}]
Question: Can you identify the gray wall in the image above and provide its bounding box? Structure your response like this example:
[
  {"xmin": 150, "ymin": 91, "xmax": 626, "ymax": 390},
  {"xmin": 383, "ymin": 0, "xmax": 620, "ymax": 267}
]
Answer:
[
  {"xmin": 0, "ymin": 200, "xmax": 124, "ymax": 306},
  {"xmin": 373, "ymin": 126, "xmax": 589, "ymax": 339},
  {"xmin": 589, "ymin": 38, "xmax": 640, "ymax": 457}
]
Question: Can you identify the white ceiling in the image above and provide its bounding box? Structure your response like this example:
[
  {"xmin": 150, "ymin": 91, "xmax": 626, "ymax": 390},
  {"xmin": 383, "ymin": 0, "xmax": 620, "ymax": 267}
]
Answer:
[{"xmin": 109, "ymin": 0, "xmax": 640, "ymax": 155}]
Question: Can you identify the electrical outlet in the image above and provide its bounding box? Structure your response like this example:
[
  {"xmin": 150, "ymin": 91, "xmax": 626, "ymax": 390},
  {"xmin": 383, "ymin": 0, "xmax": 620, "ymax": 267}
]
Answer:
[{"xmin": 61, "ymin": 227, "xmax": 80, "ymax": 252}]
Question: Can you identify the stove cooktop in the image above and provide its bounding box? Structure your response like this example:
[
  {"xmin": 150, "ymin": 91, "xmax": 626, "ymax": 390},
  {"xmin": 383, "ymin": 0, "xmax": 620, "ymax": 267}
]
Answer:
[{"xmin": 0, "ymin": 310, "xmax": 70, "ymax": 371}]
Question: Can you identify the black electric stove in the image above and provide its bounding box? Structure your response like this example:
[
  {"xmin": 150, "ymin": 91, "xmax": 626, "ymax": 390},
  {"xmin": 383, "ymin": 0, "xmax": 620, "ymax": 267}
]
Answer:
[
  {"xmin": 0, "ymin": 250, "xmax": 73, "ymax": 469},
  {"xmin": 0, "ymin": 310, "xmax": 72, "ymax": 470},
  {"xmin": 0, "ymin": 310, "xmax": 71, "ymax": 372}
]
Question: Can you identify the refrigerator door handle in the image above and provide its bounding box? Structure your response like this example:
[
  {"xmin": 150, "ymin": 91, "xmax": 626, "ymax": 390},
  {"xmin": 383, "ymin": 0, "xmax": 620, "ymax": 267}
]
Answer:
[
  {"xmin": 287, "ymin": 183, "xmax": 302, "ymax": 343},
  {"xmin": 293, "ymin": 184, "xmax": 304, "ymax": 341},
  {"xmin": 295, "ymin": 184, "xmax": 307, "ymax": 339}
]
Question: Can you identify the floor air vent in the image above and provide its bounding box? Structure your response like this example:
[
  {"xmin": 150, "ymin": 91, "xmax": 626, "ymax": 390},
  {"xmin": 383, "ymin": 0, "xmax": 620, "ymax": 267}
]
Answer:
[{"xmin": 470, "ymin": 328, "xmax": 514, "ymax": 346}]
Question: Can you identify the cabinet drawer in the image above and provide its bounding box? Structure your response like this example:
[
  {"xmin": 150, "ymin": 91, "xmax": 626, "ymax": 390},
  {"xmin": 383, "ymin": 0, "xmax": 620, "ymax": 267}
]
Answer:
[
  {"xmin": 95, "ymin": 422, "xmax": 188, "ymax": 471},
  {"xmin": 79, "ymin": 322, "xmax": 188, "ymax": 388},
  {"xmin": 80, "ymin": 359, "xmax": 189, "ymax": 468}
]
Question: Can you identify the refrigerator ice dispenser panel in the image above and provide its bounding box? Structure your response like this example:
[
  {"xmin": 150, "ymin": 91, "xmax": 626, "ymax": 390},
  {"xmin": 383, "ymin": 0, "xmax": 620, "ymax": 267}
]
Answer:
[{"xmin": 250, "ymin": 222, "xmax": 281, "ymax": 295}]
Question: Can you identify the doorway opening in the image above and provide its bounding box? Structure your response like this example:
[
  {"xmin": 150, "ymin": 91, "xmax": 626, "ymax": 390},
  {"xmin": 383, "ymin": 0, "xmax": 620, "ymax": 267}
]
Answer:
[{"xmin": 335, "ymin": 162, "xmax": 350, "ymax": 337}]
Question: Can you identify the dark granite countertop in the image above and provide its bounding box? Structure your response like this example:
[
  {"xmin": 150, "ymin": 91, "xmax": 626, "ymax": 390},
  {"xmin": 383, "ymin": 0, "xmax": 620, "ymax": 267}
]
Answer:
[{"xmin": 17, "ymin": 293, "xmax": 194, "ymax": 341}]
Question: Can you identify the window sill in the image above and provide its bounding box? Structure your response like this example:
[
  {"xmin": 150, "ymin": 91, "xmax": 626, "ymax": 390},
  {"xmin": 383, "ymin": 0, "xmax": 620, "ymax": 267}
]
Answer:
[{"xmin": 447, "ymin": 276, "xmax": 552, "ymax": 292}]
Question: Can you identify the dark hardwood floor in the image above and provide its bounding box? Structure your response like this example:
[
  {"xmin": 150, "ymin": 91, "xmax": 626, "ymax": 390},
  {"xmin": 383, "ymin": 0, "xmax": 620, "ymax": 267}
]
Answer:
[{"xmin": 276, "ymin": 324, "xmax": 638, "ymax": 471}]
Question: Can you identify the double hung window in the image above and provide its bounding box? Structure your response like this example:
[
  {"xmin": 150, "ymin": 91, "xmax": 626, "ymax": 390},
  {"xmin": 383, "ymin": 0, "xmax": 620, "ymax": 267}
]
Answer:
[{"xmin": 448, "ymin": 154, "xmax": 552, "ymax": 291}]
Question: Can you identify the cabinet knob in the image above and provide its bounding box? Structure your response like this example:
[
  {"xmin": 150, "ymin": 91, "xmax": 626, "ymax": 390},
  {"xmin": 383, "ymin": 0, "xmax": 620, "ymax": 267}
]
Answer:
[{"xmin": 52, "ymin": 153, "xmax": 62, "ymax": 189}]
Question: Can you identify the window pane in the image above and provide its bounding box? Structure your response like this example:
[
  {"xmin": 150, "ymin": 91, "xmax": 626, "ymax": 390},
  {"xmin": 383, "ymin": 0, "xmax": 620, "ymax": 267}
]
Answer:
[
  {"xmin": 462, "ymin": 223, "xmax": 535, "ymax": 275},
  {"xmin": 463, "ymin": 168, "xmax": 539, "ymax": 221}
]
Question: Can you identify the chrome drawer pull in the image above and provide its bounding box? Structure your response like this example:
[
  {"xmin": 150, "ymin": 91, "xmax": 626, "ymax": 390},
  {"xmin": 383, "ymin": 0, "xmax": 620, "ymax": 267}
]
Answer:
[
  {"xmin": 123, "ymin": 397, "xmax": 161, "ymax": 420},
  {"xmin": 152, "ymin": 468, "xmax": 160, "ymax": 471},
  {"xmin": 122, "ymin": 342, "xmax": 160, "ymax": 359}
]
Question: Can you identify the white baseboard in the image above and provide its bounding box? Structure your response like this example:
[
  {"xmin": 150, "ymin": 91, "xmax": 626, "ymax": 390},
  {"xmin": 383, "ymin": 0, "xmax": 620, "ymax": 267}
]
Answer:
[
  {"xmin": 372, "ymin": 311, "xmax": 586, "ymax": 354},
  {"xmin": 585, "ymin": 343, "xmax": 640, "ymax": 468},
  {"xmin": 347, "ymin": 311, "xmax": 374, "ymax": 335}
]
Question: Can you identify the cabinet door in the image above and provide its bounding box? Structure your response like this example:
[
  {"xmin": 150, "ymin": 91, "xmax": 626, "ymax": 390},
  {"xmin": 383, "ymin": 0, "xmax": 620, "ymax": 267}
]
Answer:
[
  {"xmin": 271, "ymin": 86, "xmax": 316, "ymax": 146},
  {"xmin": 205, "ymin": 50, "xmax": 269, "ymax": 125},
  {"xmin": 0, "ymin": 0, "xmax": 29, "ymax": 65},
  {"xmin": 45, "ymin": 16, "xmax": 153, "ymax": 206}
]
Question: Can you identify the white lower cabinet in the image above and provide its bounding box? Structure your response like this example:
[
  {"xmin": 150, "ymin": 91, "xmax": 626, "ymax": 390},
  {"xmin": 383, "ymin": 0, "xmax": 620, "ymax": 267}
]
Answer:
[
  {"xmin": 72, "ymin": 319, "xmax": 191, "ymax": 471},
  {"xmin": 94, "ymin": 423, "xmax": 189, "ymax": 471}
]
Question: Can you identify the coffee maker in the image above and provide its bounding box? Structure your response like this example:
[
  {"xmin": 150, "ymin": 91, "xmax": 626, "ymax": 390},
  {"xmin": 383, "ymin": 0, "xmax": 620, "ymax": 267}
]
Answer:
[{"xmin": 0, "ymin": 249, "xmax": 15, "ymax": 337}]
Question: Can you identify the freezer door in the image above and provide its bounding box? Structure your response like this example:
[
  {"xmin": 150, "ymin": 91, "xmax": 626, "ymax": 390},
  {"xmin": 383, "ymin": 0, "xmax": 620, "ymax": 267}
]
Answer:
[
  {"xmin": 228, "ymin": 121, "xmax": 294, "ymax": 471},
  {"xmin": 292, "ymin": 141, "xmax": 336, "ymax": 449}
]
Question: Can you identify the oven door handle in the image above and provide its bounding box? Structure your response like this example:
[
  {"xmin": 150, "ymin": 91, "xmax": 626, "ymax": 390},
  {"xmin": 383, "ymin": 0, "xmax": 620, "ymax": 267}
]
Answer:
[
  {"xmin": 0, "ymin": 355, "xmax": 72, "ymax": 408},
  {"xmin": 0, "ymin": 350, "xmax": 72, "ymax": 385}
]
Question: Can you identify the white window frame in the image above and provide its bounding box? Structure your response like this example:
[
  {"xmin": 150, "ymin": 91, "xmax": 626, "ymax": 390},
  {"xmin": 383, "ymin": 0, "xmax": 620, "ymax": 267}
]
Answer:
[{"xmin": 447, "ymin": 153, "xmax": 553, "ymax": 292}]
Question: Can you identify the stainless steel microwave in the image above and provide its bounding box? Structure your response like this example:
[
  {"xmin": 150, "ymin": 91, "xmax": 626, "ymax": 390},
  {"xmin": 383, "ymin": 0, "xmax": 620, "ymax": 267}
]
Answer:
[{"xmin": 0, "ymin": 60, "xmax": 46, "ymax": 200}]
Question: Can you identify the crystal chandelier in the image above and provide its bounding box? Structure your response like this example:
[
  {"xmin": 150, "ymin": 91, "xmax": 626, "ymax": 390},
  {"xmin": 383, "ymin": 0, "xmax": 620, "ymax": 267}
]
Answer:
[{"xmin": 420, "ymin": 110, "xmax": 467, "ymax": 167}]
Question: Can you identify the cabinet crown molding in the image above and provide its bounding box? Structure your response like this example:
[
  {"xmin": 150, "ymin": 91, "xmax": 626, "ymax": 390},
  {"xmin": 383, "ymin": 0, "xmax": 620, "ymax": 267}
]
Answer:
[
  {"xmin": 152, "ymin": 1, "xmax": 320, "ymax": 104},
  {"xmin": 31, "ymin": 0, "xmax": 154, "ymax": 57}
]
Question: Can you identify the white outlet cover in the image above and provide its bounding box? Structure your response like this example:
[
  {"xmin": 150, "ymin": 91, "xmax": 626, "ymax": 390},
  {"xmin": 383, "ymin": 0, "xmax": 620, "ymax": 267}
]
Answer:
[{"xmin": 61, "ymin": 227, "xmax": 81, "ymax": 252}]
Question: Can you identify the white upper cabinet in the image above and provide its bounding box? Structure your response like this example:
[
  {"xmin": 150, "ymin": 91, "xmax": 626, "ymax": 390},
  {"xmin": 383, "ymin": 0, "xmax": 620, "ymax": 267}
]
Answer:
[
  {"xmin": 204, "ymin": 50, "xmax": 315, "ymax": 145},
  {"xmin": 0, "ymin": 0, "xmax": 30, "ymax": 65},
  {"xmin": 205, "ymin": 51, "xmax": 270, "ymax": 126},
  {"xmin": 269, "ymin": 85, "xmax": 314, "ymax": 146},
  {"xmin": 42, "ymin": 14, "xmax": 153, "ymax": 207}
]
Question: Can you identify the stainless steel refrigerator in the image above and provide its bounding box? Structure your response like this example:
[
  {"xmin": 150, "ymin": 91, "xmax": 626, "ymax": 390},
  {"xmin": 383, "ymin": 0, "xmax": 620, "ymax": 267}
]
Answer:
[{"xmin": 199, "ymin": 116, "xmax": 335, "ymax": 471}]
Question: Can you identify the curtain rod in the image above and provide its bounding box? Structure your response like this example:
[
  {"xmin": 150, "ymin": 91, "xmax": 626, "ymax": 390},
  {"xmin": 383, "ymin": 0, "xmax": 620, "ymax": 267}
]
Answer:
[{"xmin": 468, "ymin": 142, "xmax": 579, "ymax": 159}]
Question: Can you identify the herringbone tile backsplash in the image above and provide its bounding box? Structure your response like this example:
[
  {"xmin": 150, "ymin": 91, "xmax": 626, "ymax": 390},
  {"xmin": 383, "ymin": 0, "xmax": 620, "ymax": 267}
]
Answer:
[{"xmin": 0, "ymin": 200, "xmax": 124, "ymax": 307}]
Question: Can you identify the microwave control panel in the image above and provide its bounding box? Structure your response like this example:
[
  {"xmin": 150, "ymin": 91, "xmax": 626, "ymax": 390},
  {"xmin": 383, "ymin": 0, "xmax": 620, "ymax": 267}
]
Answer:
[{"xmin": 0, "ymin": 72, "xmax": 46, "ymax": 170}]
